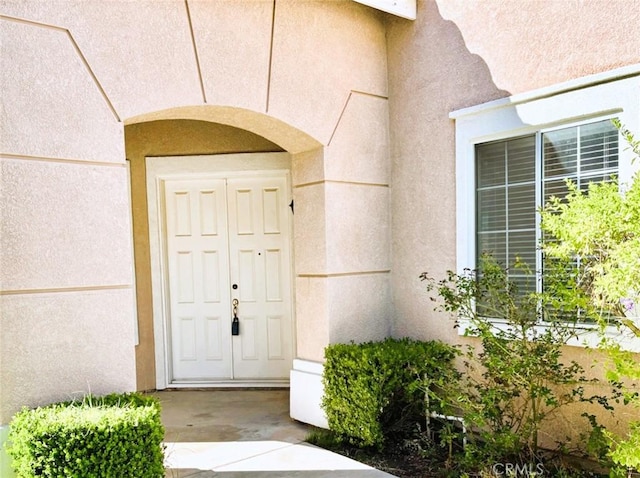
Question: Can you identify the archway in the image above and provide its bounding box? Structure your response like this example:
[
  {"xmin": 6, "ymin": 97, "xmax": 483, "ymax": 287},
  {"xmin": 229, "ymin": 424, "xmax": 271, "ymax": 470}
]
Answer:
[{"xmin": 124, "ymin": 106, "xmax": 323, "ymax": 390}]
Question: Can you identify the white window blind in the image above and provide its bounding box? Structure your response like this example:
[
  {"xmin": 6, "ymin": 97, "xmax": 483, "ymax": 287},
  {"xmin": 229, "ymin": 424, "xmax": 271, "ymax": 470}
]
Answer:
[
  {"xmin": 543, "ymin": 120, "xmax": 619, "ymax": 203},
  {"xmin": 475, "ymin": 119, "xmax": 618, "ymax": 293}
]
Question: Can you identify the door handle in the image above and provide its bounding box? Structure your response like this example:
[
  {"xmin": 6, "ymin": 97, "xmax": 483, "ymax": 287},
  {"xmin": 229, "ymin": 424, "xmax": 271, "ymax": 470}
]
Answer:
[{"xmin": 231, "ymin": 298, "xmax": 240, "ymax": 336}]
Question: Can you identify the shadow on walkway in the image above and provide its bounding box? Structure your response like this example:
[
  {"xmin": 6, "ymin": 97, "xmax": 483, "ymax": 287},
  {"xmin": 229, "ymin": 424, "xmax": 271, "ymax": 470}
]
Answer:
[{"xmin": 156, "ymin": 390, "xmax": 396, "ymax": 477}]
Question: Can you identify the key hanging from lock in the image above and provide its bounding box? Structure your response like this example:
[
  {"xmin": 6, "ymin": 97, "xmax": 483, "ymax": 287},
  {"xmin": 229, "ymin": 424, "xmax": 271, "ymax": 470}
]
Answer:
[{"xmin": 231, "ymin": 298, "xmax": 240, "ymax": 336}]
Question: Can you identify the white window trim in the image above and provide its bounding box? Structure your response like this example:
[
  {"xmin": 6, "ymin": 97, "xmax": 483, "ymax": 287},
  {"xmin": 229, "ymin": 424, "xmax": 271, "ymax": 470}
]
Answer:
[{"xmin": 451, "ymin": 65, "xmax": 640, "ymax": 352}]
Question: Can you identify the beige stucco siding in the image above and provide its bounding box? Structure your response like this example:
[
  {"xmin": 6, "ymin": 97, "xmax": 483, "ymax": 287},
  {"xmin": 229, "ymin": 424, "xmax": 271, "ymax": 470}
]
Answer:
[
  {"xmin": 436, "ymin": 0, "xmax": 640, "ymax": 96},
  {"xmin": 387, "ymin": 0, "xmax": 640, "ymax": 342},
  {"xmin": 268, "ymin": 0, "xmax": 388, "ymax": 144},
  {"xmin": 386, "ymin": 0, "xmax": 640, "ymax": 445},
  {"xmin": 1, "ymin": 0, "xmax": 391, "ymax": 416},
  {"xmin": 188, "ymin": 0, "xmax": 274, "ymax": 111},
  {"xmin": 0, "ymin": 290, "xmax": 136, "ymax": 419},
  {"xmin": 0, "ymin": 18, "xmax": 122, "ymax": 161},
  {"xmin": 5, "ymin": 0, "xmax": 633, "ymax": 445},
  {"xmin": 1, "ymin": 0, "xmax": 203, "ymax": 119},
  {"xmin": 0, "ymin": 10, "xmax": 134, "ymax": 423},
  {"xmin": 387, "ymin": 0, "xmax": 507, "ymax": 344},
  {"xmin": 1, "ymin": 160, "xmax": 132, "ymax": 291}
]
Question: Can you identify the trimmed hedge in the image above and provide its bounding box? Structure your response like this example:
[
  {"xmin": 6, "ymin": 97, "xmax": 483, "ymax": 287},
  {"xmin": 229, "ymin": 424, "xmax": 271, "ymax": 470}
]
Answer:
[
  {"xmin": 321, "ymin": 337, "xmax": 458, "ymax": 450},
  {"xmin": 6, "ymin": 392, "xmax": 165, "ymax": 478}
]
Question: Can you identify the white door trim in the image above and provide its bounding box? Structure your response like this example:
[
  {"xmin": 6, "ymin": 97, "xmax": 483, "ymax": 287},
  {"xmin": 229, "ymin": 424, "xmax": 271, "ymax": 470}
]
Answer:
[{"xmin": 146, "ymin": 153, "xmax": 294, "ymax": 389}]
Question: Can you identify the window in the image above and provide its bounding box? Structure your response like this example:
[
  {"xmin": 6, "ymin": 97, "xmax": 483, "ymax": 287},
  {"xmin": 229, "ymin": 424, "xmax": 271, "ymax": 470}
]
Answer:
[
  {"xmin": 450, "ymin": 66, "xmax": 640, "ymax": 350},
  {"xmin": 475, "ymin": 119, "xmax": 619, "ymax": 293}
]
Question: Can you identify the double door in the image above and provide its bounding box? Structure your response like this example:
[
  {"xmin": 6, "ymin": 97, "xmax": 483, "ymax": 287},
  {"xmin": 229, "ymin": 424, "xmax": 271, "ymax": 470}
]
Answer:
[{"xmin": 163, "ymin": 174, "xmax": 293, "ymax": 382}]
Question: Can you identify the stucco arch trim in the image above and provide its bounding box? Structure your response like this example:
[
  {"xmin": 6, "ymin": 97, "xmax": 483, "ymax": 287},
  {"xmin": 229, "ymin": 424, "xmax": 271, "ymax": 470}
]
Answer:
[{"xmin": 125, "ymin": 106, "xmax": 322, "ymax": 154}]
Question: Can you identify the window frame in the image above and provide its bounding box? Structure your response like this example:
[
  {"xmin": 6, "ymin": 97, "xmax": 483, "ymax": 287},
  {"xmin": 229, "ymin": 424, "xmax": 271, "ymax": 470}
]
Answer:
[{"xmin": 450, "ymin": 66, "xmax": 640, "ymax": 352}]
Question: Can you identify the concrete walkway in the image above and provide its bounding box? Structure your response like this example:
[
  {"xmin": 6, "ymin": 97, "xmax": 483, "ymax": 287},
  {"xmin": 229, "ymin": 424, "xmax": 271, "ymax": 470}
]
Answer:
[{"xmin": 156, "ymin": 390, "xmax": 396, "ymax": 478}]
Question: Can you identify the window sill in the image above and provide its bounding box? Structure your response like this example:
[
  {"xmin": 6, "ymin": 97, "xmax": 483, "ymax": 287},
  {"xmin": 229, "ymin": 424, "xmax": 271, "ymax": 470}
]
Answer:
[{"xmin": 456, "ymin": 317, "xmax": 640, "ymax": 353}]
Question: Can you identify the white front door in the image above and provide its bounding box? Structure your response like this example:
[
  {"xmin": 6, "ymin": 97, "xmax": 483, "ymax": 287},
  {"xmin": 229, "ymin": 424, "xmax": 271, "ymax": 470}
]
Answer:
[{"xmin": 163, "ymin": 174, "xmax": 293, "ymax": 383}]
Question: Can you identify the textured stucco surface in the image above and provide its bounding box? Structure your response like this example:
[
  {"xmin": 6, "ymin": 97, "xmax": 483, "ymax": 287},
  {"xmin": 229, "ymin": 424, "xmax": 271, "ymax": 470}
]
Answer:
[
  {"xmin": 293, "ymin": 183, "xmax": 328, "ymax": 276},
  {"xmin": 0, "ymin": 18, "xmax": 122, "ymax": 161},
  {"xmin": 325, "ymin": 93, "xmax": 390, "ymax": 185},
  {"xmin": 125, "ymin": 106, "xmax": 322, "ymax": 155},
  {"xmin": 294, "ymin": 182, "xmax": 391, "ymax": 360},
  {"xmin": 0, "ymin": 159, "xmax": 132, "ymax": 291},
  {"xmin": 188, "ymin": 0, "xmax": 274, "ymax": 111},
  {"xmin": 387, "ymin": 0, "xmax": 640, "ymax": 342},
  {"xmin": 268, "ymin": 0, "xmax": 388, "ymax": 143},
  {"xmin": 291, "ymin": 148, "xmax": 325, "ymax": 186},
  {"xmin": 0, "ymin": 0, "xmax": 203, "ymax": 119},
  {"xmin": 386, "ymin": 0, "xmax": 640, "ymax": 443},
  {"xmin": 295, "ymin": 277, "xmax": 330, "ymax": 362},
  {"xmin": 0, "ymin": 289, "xmax": 136, "ymax": 423},
  {"xmin": 295, "ymin": 273, "xmax": 392, "ymax": 363},
  {"xmin": 327, "ymin": 273, "xmax": 392, "ymax": 344},
  {"xmin": 1, "ymin": 0, "xmax": 391, "ymax": 400},
  {"xmin": 326, "ymin": 183, "xmax": 390, "ymax": 274},
  {"xmin": 125, "ymin": 120, "xmax": 283, "ymax": 159},
  {"xmin": 387, "ymin": 0, "xmax": 506, "ymax": 343},
  {"xmin": 1, "ymin": 3, "xmax": 135, "ymax": 422},
  {"xmin": 436, "ymin": 0, "xmax": 640, "ymax": 96}
]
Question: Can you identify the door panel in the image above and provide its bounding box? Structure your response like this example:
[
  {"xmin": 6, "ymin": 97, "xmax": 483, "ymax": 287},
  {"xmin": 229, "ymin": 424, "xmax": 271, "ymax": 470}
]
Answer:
[
  {"xmin": 227, "ymin": 176, "xmax": 293, "ymax": 379},
  {"xmin": 165, "ymin": 179, "xmax": 232, "ymax": 380},
  {"xmin": 164, "ymin": 174, "xmax": 292, "ymax": 382}
]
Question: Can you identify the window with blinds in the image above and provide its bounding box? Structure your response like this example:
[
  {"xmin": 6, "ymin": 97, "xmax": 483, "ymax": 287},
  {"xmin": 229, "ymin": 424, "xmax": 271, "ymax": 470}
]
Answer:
[
  {"xmin": 542, "ymin": 120, "xmax": 619, "ymax": 203},
  {"xmin": 475, "ymin": 119, "xmax": 619, "ymax": 296}
]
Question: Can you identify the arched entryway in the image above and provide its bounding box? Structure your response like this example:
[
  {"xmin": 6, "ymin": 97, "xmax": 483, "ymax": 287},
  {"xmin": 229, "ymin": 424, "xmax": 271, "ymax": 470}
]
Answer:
[{"xmin": 124, "ymin": 106, "xmax": 322, "ymax": 391}]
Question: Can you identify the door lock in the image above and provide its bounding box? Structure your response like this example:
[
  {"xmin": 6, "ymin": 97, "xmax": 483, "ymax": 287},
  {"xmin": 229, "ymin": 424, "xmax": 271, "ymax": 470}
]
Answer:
[{"xmin": 231, "ymin": 298, "xmax": 240, "ymax": 336}]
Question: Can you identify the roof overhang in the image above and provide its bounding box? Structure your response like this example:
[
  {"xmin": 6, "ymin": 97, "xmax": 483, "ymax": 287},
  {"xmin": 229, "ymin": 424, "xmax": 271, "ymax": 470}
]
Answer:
[{"xmin": 353, "ymin": 0, "xmax": 416, "ymax": 20}]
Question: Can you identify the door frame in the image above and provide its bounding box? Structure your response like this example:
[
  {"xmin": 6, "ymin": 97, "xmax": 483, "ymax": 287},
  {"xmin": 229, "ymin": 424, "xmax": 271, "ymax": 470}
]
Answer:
[{"xmin": 146, "ymin": 153, "xmax": 295, "ymax": 389}]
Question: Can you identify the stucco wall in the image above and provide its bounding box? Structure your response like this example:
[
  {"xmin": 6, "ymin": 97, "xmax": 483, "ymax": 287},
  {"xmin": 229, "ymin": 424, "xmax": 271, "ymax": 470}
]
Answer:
[
  {"xmin": 2, "ymin": 0, "xmax": 638, "ymax": 450},
  {"xmin": 386, "ymin": 0, "xmax": 640, "ymax": 445},
  {"xmin": 387, "ymin": 0, "xmax": 640, "ymax": 344},
  {"xmin": 1, "ymin": 0, "xmax": 391, "ymax": 416},
  {"xmin": 387, "ymin": 0, "xmax": 507, "ymax": 345},
  {"xmin": 0, "ymin": 14, "xmax": 135, "ymax": 422}
]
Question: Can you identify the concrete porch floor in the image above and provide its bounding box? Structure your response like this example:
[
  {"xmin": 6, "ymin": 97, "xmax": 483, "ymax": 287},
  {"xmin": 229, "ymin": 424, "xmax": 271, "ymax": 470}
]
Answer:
[{"xmin": 155, "ymin": 389, "xmax": 396, "ymax": 477}]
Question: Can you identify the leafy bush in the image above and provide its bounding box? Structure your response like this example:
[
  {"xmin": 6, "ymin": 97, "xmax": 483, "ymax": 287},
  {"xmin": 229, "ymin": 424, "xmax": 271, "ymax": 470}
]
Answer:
[
  {"xmin": 6, "ymin": 392, "xmax": 165, "ymax": 478},
  {"xmin": 541, "ymin": 173, "xmax": 640, "ymax": 319},
  {"xmin": 421, "ymin": 256, "xmax": 612, "ymax": 468},
  {"xmin": 540, "ymin": 120, "xmax": 640, "ymax": 477},
  {"xmin": 321, "ymin": 337, "xmax": 458, "ymax": 450}
]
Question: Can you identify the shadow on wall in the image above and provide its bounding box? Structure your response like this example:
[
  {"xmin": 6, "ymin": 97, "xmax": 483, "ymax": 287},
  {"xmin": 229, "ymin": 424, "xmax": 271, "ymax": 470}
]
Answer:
[
  {"xmin": 388, "ymin": 0, "xmax": 640, "ymax": 452},
  {"xmin": 387, "ymin": 0, "xmax": 514, "ymax": 343},
  {"xmin": 388, "ymin": 0, "xmax": 511, "ymax": 123}
]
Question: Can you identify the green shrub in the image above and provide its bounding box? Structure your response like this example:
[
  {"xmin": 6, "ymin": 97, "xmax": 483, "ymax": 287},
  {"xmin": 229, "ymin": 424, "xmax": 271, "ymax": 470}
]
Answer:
[
  {"xmin": 321, "ymin": 337, "xmax": 458, "ymax": 450},
  {"xmin": 6, "ymin": 392, "xmax": 165, "ymax": 478},
  {"xmin": 540, "ymin": 121, "xmax": 640, "ymax": 476},
  {"xmin": 422, "ymin": 256, "xmax": 615, "ymax": 469}
]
